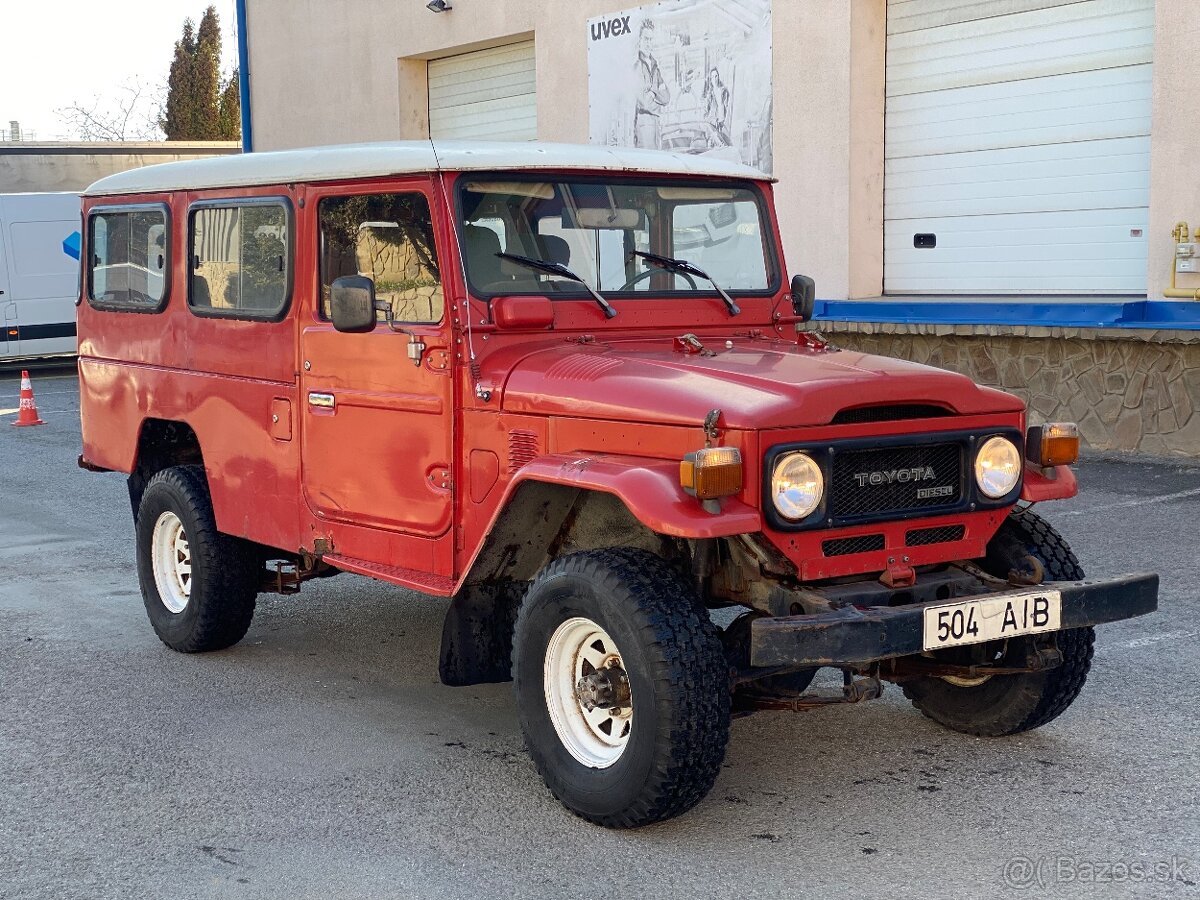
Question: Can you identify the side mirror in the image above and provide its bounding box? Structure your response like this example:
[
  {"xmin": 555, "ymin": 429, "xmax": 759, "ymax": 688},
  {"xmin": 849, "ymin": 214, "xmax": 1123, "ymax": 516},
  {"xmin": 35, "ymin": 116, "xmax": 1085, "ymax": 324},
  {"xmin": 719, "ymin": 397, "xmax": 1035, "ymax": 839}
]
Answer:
[
  {"xmin": 330, "ymin": 275, "xmax": 377, "ymax": 333},
  {"xmin": 790, "ymin": 274, "xmax": 816, "ymax": 321}
]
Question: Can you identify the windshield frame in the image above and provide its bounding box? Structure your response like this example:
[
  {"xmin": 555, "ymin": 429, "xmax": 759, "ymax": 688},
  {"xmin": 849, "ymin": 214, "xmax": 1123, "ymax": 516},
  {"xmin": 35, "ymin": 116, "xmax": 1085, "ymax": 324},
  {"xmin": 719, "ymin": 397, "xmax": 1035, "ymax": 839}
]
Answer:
[{"xmin": 453, "ymin": 172, "xmax": 782, "ymax": 303}]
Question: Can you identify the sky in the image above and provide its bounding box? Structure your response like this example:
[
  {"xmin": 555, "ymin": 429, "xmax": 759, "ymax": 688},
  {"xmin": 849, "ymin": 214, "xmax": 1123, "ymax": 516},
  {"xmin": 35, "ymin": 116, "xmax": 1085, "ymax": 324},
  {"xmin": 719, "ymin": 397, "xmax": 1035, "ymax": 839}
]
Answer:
[{"xmin": 0, "ymin": 0, "xmax": 239, "ymax": 141}]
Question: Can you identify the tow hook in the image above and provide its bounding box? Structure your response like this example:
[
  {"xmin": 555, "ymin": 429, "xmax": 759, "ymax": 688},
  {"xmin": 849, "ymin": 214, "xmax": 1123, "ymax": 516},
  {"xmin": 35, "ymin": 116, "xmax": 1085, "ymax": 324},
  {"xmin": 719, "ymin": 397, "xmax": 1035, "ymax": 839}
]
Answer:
[{"xmin": 881, "ymin": 558, "xmax": 917, "ymax": 588}]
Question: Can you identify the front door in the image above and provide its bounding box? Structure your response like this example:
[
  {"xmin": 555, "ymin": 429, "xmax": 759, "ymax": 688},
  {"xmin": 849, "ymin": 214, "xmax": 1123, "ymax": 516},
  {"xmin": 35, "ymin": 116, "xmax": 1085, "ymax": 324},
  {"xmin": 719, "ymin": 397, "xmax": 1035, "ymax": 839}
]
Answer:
[{"xmin": 299, "ymin": 184, "xmax": 454, "ymax": 545}]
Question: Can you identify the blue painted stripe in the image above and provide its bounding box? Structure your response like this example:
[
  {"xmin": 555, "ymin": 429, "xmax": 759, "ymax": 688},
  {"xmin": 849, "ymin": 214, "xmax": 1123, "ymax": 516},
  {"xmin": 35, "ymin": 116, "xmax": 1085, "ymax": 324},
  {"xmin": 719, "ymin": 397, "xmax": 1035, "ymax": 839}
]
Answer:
[{"xmin": 813, "ymin": 300, "xmax": 1200, "ymax": 331}]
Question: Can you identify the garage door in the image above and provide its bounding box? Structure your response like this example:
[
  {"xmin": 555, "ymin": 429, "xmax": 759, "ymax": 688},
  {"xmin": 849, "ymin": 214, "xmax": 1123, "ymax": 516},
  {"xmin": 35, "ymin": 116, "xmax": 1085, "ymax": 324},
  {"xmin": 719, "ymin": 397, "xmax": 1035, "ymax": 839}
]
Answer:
[
  {"xmin": 884, "ymin": 0, "xmax": 1154, "ymax": 295},
  {"xmin": 428, "ymin": 41, "xmax": 537, "ymax": 142}
]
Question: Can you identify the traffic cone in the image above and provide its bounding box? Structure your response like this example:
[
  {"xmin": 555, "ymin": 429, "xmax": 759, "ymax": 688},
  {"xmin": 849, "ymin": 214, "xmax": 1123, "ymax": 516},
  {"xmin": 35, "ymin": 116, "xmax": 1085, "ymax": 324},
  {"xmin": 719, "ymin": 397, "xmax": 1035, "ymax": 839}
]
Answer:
[{"xmin": 11, "ymin": 370, "xmax": 45, "ymax": 427}]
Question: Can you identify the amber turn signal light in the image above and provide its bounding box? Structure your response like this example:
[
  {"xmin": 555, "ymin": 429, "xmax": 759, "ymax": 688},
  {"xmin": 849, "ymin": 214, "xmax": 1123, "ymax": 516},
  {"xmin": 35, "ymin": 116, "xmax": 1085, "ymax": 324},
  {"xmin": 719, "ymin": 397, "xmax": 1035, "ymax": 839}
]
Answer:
[
  {"xmin": 1026, "ymin": 422, "xmax": 1080, "ymax": 467},
  {"xmin": 680, "ymin": 447, "xmax": 743, "ymax": 500}
]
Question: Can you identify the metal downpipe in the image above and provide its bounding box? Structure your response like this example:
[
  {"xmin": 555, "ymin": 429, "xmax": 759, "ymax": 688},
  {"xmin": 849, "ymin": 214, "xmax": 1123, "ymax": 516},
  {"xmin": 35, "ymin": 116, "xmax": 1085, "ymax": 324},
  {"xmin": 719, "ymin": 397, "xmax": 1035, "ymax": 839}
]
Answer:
[{"xmin": 235, "ymin": 0, "xmax": 253, "ymax": 153}]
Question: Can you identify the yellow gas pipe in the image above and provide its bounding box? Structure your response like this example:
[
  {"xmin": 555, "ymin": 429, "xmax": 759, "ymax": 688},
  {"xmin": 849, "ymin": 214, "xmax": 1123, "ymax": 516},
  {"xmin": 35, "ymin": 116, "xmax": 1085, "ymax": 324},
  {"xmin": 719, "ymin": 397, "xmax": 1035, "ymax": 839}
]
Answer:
[{"xmin": 1165, "ymin": 221, "xmax": 1200, "ymax": 300}]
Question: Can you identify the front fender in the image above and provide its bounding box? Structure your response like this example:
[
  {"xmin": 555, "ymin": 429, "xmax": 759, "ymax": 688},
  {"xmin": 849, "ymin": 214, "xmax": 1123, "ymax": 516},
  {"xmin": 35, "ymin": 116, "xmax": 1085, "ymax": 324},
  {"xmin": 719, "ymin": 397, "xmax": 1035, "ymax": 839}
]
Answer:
[
  {"xmin": 508, "ymin": 452, "xmax": 761, "ymax": 538},
  {"xmin": 454, "ymin": 452, "xmax": 762, "ymax": 591}
]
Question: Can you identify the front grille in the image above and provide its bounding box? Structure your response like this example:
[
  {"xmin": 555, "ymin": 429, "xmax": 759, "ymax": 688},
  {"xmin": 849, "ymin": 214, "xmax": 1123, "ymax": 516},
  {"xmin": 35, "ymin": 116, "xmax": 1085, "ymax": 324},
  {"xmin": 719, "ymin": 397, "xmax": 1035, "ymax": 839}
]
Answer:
[
  {"xmin": 829, "ymin": 443, "xmax": 963, "ymax": 521},
  {"xmin": 832, "ymin": 404, "xmax": 951, "ymax": 425},
  {"xmin": 905, "ymin": 524, "xmax": 966, "ymax": 547},
  {"xmin": 822, "ymin": 534, "xmax": 885, "ymax": 557}
]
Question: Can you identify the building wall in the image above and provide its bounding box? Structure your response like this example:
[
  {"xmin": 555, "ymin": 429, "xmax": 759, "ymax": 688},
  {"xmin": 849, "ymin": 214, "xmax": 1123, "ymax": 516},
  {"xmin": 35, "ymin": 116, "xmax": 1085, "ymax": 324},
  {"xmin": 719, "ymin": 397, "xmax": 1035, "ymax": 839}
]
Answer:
[
  {"xmin": 244, "ymin": 0, "xmax": 1198, "ymax": 303},
  {"xmin": 246, "ymin": 0, "xmax": 883, "ymax": 301},
  {"xmin": 0, "ymin": 142, "xmax": 241, "ymax": 193},
  {"xmin": 1148, "ymin": 0, "xmax": 1200, "ymax": 302}
]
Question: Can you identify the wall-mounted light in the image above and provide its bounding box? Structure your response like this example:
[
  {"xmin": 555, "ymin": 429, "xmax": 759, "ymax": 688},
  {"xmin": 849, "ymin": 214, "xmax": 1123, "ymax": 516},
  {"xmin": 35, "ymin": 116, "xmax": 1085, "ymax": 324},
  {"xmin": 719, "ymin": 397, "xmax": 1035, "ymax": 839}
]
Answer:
[{"xmin": 426, "ymin": 0, "xmax": 452, "ymax": 11}]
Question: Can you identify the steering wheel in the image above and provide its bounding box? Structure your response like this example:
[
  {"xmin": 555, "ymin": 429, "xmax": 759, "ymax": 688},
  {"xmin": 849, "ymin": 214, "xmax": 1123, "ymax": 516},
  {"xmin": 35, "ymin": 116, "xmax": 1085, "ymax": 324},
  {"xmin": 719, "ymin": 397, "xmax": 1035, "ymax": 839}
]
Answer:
[{"xmin": 617, "ymin": 267, "xmax": 698, "ymax": 292}]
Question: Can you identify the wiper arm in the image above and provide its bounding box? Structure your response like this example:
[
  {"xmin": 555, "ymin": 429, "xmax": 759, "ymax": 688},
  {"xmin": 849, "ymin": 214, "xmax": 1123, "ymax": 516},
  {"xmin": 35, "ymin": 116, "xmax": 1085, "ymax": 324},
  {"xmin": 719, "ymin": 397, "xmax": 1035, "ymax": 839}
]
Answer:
[
  {"xmin": 496, "ymin": 252, "xmax": 617, "ymax": 319},
  {"xmin": 630, "ymin": 250, "xmax": 740, "ymax": 316}
]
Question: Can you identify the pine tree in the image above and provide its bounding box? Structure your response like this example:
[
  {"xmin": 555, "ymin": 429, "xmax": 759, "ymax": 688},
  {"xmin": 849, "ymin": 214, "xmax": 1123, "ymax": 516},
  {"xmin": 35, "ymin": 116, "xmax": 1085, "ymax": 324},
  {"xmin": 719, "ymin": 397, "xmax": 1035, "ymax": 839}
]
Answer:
[
  {"xmin": 217, "ymin": 69, "xmax": 241, "ymax": 141},
  {"xmin": 161, "ymin": 19, "xmax": 198, "ymax": 139},
  {"xmin": 193, "ymin": 6, "xmax": 222, "ymax": 138},
  {"xmin": 160, "ymin": 6, "xmax": 241, "ymax": 141}
]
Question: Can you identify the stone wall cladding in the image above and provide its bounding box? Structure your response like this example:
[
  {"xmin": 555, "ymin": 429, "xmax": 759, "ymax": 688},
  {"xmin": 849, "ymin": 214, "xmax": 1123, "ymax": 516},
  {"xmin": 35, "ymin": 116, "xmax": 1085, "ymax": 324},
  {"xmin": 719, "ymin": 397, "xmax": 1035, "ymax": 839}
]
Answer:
[{"xmin": 811, "ymin": 322, "xmax": 1200, "ymax": 458}]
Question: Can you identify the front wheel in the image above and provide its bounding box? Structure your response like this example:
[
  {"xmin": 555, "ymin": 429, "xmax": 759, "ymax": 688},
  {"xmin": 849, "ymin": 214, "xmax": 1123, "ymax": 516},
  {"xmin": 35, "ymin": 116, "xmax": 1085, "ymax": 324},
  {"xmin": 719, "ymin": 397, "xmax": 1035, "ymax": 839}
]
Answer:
[
  {"xmin": 902, "ymin": 507, "xmax": 1095, "ymax": 736},
  {"xmin": 513, "ymin": 548, "xmax": 731, "ymax": 828}
]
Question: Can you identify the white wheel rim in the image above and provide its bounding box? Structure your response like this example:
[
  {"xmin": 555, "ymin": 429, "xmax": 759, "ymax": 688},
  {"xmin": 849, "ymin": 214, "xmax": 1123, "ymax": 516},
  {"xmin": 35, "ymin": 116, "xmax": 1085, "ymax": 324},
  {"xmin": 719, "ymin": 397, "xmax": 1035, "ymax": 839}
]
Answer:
[
  {"xmin": 151, "ymin": 511, "xmax": 192, "ymax": 614},
  {"xmin": 544, "ymin": 617, "xmax": 633, "ymax": 769}
]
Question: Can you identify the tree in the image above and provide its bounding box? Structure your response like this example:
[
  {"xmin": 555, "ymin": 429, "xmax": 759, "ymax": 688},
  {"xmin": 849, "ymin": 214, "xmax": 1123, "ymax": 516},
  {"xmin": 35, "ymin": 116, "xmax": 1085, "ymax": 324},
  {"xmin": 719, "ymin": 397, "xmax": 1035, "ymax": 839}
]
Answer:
[
  {"xmin": 161, "ymin": 6, "xmax": 240, "ymax": 141},
  {"xmin": 162, "ymin": 19, "xmax": 200, "ymax": 139},
  {"xmin": 56, "ymin": 78, "xmax": 164, "ymax": 141},
  {"xmin": 217, "ymin": 69, "xmax": 242, "ymax": 143}
]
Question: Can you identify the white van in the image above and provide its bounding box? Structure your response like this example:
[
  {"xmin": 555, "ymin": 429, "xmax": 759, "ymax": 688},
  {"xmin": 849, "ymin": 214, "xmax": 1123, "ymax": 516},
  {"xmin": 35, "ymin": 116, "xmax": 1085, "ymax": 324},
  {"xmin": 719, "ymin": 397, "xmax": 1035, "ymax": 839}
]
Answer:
[{"xmin": 0, "ymin": 192, "xmax": 81, "ymax": 362}]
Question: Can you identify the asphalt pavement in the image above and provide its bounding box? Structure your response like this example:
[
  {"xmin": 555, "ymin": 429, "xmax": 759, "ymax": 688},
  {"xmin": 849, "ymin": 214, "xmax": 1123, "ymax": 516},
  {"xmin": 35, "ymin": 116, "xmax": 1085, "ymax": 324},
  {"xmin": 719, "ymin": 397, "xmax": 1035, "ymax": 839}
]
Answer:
[{"xmin": 1, "ymin": 368, "xmax": 1197, "ymax": 899}]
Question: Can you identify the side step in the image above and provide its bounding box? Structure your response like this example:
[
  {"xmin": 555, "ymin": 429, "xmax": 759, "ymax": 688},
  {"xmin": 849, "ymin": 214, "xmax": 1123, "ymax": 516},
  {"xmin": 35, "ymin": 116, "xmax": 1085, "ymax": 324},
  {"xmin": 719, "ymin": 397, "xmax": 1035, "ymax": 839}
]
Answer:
[{"xmin": 321, "ymin": 554, "xmax": 456, "ymax": 597}]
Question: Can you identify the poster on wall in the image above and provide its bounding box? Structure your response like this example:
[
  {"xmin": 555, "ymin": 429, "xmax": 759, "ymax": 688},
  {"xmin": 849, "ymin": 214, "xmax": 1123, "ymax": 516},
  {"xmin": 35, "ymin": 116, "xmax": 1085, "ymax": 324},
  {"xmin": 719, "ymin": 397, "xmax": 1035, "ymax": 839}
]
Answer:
[{"xmin": 587, "ymin": 0, "xmax": 773, "ymax": 173}]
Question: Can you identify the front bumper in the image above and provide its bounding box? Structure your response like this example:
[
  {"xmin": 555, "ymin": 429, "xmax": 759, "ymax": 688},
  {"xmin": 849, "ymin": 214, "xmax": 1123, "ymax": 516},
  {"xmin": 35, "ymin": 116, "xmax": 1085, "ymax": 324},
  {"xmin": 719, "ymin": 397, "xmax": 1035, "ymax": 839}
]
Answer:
[{"xmin": 749, "ymin": 572, "xmax": 1159, "ymax": 668}]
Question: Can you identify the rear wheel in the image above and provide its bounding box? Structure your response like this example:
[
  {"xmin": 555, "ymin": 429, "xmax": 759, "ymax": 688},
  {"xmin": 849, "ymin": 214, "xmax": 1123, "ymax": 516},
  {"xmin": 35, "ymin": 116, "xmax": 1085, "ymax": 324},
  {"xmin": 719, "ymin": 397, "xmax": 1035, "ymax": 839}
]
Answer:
[
  {"xmin": 513, "ymin": 548, "xmax": 731, "ymax": 828},
  {"xmin": 135, "ymin": 465, "xmax": 260, "ymax": 653},
  {"xmin": 902, "ymin": 507, "xmax": 1095, "ymax": 736}
]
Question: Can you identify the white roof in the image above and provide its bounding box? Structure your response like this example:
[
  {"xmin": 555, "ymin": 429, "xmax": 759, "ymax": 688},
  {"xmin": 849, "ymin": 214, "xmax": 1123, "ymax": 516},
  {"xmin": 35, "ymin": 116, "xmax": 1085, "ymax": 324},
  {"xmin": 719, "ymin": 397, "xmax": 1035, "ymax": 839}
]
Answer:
[{"xmin": 83, "ymin": 140, "xmax": 773, "ymax": 196}]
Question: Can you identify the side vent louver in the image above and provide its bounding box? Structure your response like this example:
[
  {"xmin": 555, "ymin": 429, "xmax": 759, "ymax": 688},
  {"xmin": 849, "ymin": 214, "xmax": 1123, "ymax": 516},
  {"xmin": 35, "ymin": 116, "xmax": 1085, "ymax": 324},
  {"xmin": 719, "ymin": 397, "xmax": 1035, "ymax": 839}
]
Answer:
[{"xmin": 508, "ymin": 429, "xmax": 539, "ymax": 473}]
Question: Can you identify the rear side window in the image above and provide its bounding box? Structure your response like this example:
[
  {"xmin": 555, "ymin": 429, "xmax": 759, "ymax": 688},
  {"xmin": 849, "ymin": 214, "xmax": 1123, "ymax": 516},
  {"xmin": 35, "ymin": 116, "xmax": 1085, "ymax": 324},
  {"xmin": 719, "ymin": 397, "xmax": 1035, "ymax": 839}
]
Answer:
[
  {"xmin": 189, "ymin": 201, "xmax": 291, "ymax": 319},
  {"xmin": 87, "ymin": 205, "xmax": 169, "ymax": 310}
]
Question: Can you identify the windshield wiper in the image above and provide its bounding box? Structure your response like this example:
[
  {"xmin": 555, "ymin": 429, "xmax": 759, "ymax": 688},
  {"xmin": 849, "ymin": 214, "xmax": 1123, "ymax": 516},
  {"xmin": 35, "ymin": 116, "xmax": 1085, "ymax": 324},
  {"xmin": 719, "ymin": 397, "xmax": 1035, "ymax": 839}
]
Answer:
[
  {"xmin": 495, "ymin": 252, "xmax": 617, "ymax": 319},
  {"xmin": 630, "ymin": 250, "xmax": 740, "ymax": 316}
]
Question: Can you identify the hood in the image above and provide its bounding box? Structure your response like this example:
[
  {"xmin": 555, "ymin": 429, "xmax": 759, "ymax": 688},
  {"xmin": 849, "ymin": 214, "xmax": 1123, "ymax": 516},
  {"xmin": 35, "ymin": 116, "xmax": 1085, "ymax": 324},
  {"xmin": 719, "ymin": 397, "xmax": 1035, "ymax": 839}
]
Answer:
[{"xmin": 491, "ymin": 336, "xmax": 1022, "ymax": 429}]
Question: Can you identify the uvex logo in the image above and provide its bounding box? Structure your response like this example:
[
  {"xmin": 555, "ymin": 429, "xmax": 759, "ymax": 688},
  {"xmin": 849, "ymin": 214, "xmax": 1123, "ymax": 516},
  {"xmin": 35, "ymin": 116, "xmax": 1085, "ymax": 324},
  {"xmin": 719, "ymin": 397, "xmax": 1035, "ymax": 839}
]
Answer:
[
  {"xmin": 853, "ymin": 466, "xmax": 936, "ymax": 487},
  {"xmin": 590, "ymin": 15, "xmax": 632, "ymax": 41}
]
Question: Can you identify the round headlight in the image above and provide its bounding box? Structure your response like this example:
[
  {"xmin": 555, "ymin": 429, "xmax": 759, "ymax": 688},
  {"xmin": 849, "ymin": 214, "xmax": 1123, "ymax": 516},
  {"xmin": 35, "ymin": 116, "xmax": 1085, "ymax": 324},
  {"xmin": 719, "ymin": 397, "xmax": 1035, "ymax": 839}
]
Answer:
[
  {"xmin": 974, "ymin": 436, "xmax": 1021, "ymax": 498},
  {"xmin": 771, "ymin": 452, "xmax": 824, "ymax": 520}
]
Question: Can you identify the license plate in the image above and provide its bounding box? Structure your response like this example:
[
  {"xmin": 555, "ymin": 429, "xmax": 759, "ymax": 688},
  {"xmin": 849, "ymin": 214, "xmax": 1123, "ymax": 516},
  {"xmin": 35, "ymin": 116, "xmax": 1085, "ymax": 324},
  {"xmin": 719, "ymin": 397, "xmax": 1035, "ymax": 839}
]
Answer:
[{"xmin": 922, "ymin": 589, "xmax": 1062, "ymax": 651}]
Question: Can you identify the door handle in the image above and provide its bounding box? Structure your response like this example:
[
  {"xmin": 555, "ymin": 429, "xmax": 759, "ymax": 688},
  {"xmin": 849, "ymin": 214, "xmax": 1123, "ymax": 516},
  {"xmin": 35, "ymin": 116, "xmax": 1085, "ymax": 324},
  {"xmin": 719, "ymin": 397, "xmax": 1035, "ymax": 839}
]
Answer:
[{"xmin": 307, "ymin": 391, "xmax": 335, "ymax": 409}]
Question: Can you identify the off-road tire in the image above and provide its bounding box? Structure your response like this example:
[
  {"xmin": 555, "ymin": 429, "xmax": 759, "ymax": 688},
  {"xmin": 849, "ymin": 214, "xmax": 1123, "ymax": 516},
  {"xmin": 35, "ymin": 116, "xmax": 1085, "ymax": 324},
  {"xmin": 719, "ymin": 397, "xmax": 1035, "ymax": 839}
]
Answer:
[
  {"xmin": 135, "ymin": 465, "xmax": 259, "ymax": 653},
  {"xmin": 902, "ymin": 507, "xmax": 1095, "ymax": 736},
  {"xmin": 513, "ymin": 548, "xmax": 731, "ymax": 828}
]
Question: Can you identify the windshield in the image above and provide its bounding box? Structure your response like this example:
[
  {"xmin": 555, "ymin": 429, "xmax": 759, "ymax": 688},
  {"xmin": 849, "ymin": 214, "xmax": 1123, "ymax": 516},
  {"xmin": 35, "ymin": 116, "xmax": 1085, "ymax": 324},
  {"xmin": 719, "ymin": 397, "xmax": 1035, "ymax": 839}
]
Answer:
[{"xmin": 458, "ymin": 177, "xmax": 775, "ymax": 298}]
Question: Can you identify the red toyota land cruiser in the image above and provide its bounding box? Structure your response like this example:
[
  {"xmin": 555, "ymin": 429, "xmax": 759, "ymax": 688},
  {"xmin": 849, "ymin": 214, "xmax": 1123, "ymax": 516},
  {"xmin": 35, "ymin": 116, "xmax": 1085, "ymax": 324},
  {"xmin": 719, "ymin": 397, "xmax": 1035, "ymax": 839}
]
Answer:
[{"xmin": 77, "ymin": 141, "xmax": 1158, "ymax": 828}]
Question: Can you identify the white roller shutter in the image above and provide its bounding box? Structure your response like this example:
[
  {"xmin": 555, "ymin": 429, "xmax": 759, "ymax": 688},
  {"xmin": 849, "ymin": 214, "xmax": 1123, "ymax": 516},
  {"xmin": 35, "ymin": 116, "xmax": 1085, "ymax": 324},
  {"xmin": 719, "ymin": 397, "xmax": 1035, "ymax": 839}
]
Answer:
[
  {"xmin": 428, "ymin": 41, "xmax": 537, "ymax": 142},
  {"xmin": 884, "ymin": 0, "xmax": 1154, "ymax": 295}
]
